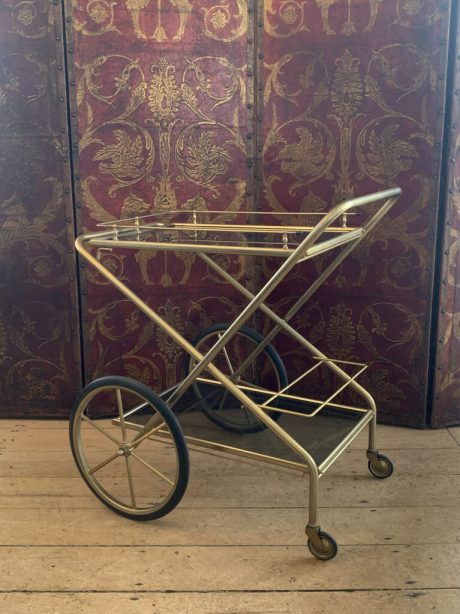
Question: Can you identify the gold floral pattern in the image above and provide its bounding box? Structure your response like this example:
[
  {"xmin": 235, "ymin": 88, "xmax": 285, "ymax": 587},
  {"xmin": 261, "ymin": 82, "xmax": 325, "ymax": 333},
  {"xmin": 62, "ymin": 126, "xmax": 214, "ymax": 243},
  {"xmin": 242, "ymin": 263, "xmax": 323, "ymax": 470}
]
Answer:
[
  {"xmin": 93, "ymin": 130, "xmax": 145, "ymax": 181},
  {"xmin": 183, "ymin": 131, "xmax": 232, "ymax": 183},
  {"xmin": 331, "ymin": 50, "xmax": 364, "ymax": 122},
  {"xmin": 326, "ymin": 302, "xmax": 356, "ymax": 359},
  {"xmin": 279, "ymin": 127, "xmax": 329, "ymax": 182},
  {"xmin": 9, "ymin": 0, "xmax": 47, "ymax": 39},
  {"xmin": 89, "ymin": 2, "xmax": 109, "ymax": 23},
  {"xmin": 148, "ymin": 61, "xmax": 180, "ymax": 128},
  {"xmin": 203, "ymin": 1, "xmax": 247, "ymax": 42},
  {"xmin": 73, "ymin": 0, "xmax": 119, "ymax": 36},
  {"xmin": 365, "ymin": 125, "xmax": 418, "ymax": 181},
  {"xmin": 16, "ymin": 6, "xmax": 35, "ymax": 26}
]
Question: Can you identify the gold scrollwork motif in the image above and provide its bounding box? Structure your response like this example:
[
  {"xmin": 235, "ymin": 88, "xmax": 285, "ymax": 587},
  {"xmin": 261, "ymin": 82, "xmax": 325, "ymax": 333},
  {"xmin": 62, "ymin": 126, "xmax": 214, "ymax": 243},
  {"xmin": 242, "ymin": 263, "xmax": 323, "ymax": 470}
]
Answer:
[
  {"xmin": 0, "ymin": 179, "xmax": 69, "ymax": 288},
  {"xmin": 356, "ymin": 118, "xmax": 418, "ymax": 184},
  {"xmin": 148, "ymin": 60, "xmax": 180, "ymax": 129},
  {"xmin": 277, "ymin": 120, "xmax": 336, "ymax": 193},
  {"xmin": 115, "ymin": 355, "xmax": 162, "ymax": 386},
  {"xmin": 8, "ymin": 0, "xmax": 47, "ymax": 39},
  {"xmin": 89, "ymin": 300, "xmax": 141, "ymax": 341},
  {"xmin": 328, "ymin": 49, "xmax": 364, "ymax": 202},
  {"xmin": 365, "ymin": 44, "xmax": 435, "ymax": 113},
  {"xmin": 177, "ymin": 127, "xmax": 232, "ymax": 186},
  {"xmin": 73, "ymin": 0, "xmax": 120, "ymax": 36},
  {"xmin": 3, "ymin": 297, "xmax": 75, "ymax": 402},
  {"xmin": 395, "ymin": 0, "xmax": 441, "ymax": 27},
  {"xmin": 315, "ymin": 0, "xmax": 383, "ymax": 36},
  {"xmin": 203, "ymin": 0, "xmax": 247, "ymax": 42},
  {"xmin": 123, "ymin": 0, "xmax": 192, "ymax": 41},
  {"xmin": 5, "ymin": 358, "xmax": 73, "ymax": 402},
  {"xmin": 447, "ymin": 227, "xmax": 460, "ymax": 289},
  {"xmin": 175, "ymin": 56, "xmax": 246, "ymax": 196},
  {"xmin": 326, "ymin": 301, "xmax": 356, "ymax": 359},
  {"xmin": 155, "ymin": 299, "xmax": 189, "ymax": 386},
  {"xmin": 182, "ymin": 56, "xmax": 246, "ymax": 113},
  {"xmin": 264, "ymin": 51, "xmax": 329, "ymax": 108},
  {"xmin": 0, "ymin": 54, "xmax": 48, "ymax": 121},
  {"xmin": 265, "ymin": 1, "xmax": 309, "ymax": 38},
  {"xmin": 349, "ymin": 177, "xmax": 431, "ymax": 288},
  {"xmin": 331, "ymin": 50, "xmax": 364, "ymax": 123},
  {"xmin": 76, "ymin": 55, "xmax": 146, "ymax": 113},
  {"xmin": 77, "ymin": 56, "xmax": 154, "ymax": 198},
  {"xmin": 147, "ymin": 59, "xmax": 182, "ymax": 209},
  {"xmin": 263, "ymin": 52, "xmax": 332, "ymax": 212},
  {"xmin": 356, "ymin": 45, "xmax": 435, "ymax": 188},
  {"xmin": 82, "ymin": 120, "xmax": 154, "ymax": 197},
  {"xmin": 285, "ymin": 298, "xmax": 419, "ymax": 408},
  {"xmin": 77, "ymin": 54, "xmax": 247, "ymax": 286},
  {"xmin": 91, "ymin": 123, "xmax": 155, "ymax": 195}
]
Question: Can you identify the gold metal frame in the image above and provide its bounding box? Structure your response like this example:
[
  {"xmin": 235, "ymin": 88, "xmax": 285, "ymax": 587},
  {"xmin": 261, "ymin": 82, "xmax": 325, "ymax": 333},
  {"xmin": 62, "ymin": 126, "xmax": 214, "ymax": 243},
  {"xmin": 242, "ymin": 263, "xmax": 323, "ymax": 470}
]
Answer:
[{"xmin": 74, "ymin": 186, "xmax": 401, "ymax": 553}]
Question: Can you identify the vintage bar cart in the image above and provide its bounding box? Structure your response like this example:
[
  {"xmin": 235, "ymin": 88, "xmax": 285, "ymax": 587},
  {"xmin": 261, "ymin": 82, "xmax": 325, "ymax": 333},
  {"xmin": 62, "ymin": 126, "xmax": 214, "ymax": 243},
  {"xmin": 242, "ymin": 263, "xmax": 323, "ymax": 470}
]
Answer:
[{"xmin": 71, "ymin": 186, "xmax": 401, "ymax": 560}]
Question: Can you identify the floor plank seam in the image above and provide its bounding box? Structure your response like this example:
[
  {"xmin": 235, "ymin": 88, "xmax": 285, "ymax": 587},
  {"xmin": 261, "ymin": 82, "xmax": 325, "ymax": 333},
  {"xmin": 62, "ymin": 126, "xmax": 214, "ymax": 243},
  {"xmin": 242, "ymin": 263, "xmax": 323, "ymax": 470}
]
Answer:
[
  {"xmin": 1, "ymin": 504, "xmax": 459, "ymax": 510},
  {"xmin": 447, "ymin": 429, "xmax": 460, "ymax": 447},
  {"xmin": 0, "ymin": 538, "xmax": 460, "ymax": 551},
  {"xmin": 0, "ymin": 588, "xmax": 459, "ymax": 595}
]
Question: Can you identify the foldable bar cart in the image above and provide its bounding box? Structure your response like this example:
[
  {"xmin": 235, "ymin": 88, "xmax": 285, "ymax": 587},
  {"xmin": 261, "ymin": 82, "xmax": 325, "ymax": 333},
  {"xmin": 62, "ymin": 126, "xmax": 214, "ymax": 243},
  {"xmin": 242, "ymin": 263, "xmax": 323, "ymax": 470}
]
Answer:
[{"xmin": 71, "ymin": 186, "xmax": 401, "ymax": 561}]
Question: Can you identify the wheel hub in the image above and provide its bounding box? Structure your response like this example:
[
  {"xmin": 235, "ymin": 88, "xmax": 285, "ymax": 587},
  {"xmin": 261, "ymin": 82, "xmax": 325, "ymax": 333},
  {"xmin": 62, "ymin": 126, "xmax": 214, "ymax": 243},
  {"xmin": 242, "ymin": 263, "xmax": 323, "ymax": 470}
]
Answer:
[{"xmin": 117, "ymin": 443, "xmax": 133, "ymax": 457}]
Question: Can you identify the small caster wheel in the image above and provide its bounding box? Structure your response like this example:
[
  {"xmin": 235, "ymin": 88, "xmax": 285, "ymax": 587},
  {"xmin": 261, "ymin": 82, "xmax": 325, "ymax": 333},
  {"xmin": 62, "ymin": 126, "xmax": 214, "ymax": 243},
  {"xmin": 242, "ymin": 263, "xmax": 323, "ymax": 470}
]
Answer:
[
  {"xmin": 307, "ymin": 531, "xmax": 338, "ymax": 561},
  {"xmin": 368, "ymin": 453, "xmax": 394, "ymax": 479}
]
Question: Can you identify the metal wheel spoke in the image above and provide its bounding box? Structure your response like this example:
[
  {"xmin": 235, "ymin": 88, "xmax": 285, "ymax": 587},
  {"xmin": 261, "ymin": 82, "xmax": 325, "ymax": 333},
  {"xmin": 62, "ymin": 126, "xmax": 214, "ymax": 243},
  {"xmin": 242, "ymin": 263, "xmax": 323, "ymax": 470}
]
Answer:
[
  {"xmin": 116, "ymin": 388, "xmax": 128, "ymax": 443},
  {"xmin": 124, "ymin": 456, "xmax": 137, "ymax": 507},
  {"xmin": 216, "ymin": 390, "xmax": 229, "ymax": 412},
  {"xmin": 218, "ymin": 335, "xmax": 236, "ymax": 375},
  {"xmin": 242, "ymin": 404, "xmax": 254, "ymax": 425},
  {"xmin": 131, "ymin": 451, "xmax": 174, "ymax": 486},
  {"xmin": 129, "ymin": 418, "xmax": 166, "ymax": 449},
  {"xmin": 81, "ymin": 414, "xmax": 121, "ymax": 446},
  {"xmin": 88, "ymin": 451, "xmax": 120, "ymax": 475}
]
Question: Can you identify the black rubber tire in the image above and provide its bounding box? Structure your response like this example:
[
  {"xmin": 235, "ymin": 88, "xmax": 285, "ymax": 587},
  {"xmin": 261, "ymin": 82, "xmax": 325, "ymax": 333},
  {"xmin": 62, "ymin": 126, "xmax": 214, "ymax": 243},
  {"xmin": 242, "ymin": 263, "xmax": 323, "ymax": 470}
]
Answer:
[
  {"xmin": 307, "ymin": 531, "xmax": 338, "ymax": 561},
  {"xmin": 189, "ymin": 323, "xmax": 288, "ymax": 434},
  {"xmin": 70, "ymin": 376, "xmax": 189, "ymax": 521},
  {"xmin": 368, "ymin": 453, "xmax": 394, "ymax": 479}
]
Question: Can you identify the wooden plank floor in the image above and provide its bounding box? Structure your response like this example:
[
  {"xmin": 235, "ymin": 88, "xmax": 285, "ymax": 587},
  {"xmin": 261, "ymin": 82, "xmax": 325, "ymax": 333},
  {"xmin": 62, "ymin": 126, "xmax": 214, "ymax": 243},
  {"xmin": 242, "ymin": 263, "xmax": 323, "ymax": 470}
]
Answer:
[{"xmin": 0, "ymin": 420, "xmax": 459, "ymax": 613}]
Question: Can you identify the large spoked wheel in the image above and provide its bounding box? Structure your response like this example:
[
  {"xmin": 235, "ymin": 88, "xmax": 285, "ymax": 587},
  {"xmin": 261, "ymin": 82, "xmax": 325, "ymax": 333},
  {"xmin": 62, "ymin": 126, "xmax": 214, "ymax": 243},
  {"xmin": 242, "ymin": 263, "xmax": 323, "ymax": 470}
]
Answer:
[
  {"xmin": 189, "ymin": 323, "xmax": 288, "ymax": 434},
  {"xmin": 70, "ymin": 376, "xmax": 189, "ymax": 521}
]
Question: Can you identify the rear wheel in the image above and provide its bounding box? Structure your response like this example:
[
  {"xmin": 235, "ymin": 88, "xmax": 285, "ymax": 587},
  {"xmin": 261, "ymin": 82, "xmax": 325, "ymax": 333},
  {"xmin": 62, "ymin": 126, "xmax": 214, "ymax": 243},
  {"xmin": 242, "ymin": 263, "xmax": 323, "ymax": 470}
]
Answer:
[
  {"xmin": 189, "ymin": 323, "xmax": 288, "ymax": 434},
  {"xmin": 70, "ymin": 376, "xmax": 189, "ymax": 520}
]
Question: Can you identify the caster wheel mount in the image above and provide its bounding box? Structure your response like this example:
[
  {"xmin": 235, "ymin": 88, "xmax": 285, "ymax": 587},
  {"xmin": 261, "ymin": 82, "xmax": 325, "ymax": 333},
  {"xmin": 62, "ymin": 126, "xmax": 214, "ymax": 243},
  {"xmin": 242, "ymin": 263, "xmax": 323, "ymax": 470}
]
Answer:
[
  {"xmin": 306, "ymin": 526, "xmax": 338, "ymax": 561},
  {"xmin": 367, "ymin": 451, "xmax": 394, "ymax": 479}
]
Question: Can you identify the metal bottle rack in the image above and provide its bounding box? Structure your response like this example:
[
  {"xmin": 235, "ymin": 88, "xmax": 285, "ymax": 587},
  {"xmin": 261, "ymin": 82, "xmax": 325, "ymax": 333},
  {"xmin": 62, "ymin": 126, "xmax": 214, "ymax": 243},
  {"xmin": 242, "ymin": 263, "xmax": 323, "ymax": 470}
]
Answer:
[{"xmin": 71, "ymin": 186, "xmax": 401, "ymax": 560}]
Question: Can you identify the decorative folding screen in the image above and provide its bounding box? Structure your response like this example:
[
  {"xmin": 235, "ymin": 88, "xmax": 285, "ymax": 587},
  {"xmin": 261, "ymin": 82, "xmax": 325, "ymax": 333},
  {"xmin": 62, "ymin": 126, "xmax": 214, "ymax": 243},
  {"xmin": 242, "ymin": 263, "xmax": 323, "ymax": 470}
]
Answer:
[
  {"xmin": 0, "ymin": 0, "xmax": 81, "ymax": 416},
  {"xmin": 1, "ymin": 1, "xmax": 457, "ymax": 425}
]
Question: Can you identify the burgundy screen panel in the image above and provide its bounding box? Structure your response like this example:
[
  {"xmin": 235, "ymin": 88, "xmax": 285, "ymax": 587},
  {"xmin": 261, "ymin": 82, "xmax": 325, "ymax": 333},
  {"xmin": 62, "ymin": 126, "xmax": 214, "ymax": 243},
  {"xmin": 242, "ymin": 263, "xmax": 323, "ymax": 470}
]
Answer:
[
  {"xmin": 0, "ymin": 0, "xmax": 81, "ymax": 417},
  {"xmin": 260, "ymin": 1, "xmax": 450, "ymax": 426},
  {"xmin": 71, "ymin": 1, "xmax": 253, "ymax": 391}
]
